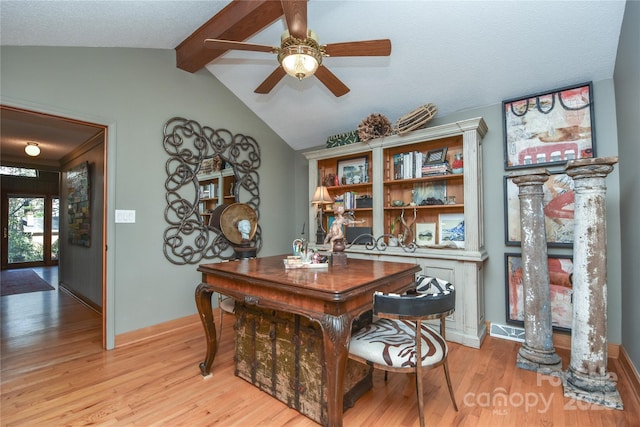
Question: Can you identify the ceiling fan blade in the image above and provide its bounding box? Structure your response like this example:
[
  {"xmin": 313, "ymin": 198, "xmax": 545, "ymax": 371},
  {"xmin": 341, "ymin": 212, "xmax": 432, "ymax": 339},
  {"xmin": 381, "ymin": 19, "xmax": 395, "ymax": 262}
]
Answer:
[
  {"xmin": 255, "ymin": 67, "xmax": 287, "ymax": 94},
  {"xmin": 204, "ymin": 39, "xmax": 276, "ymax": 53},
  {"xmin": 324, "ymin": 39, "xmax": 392, "ymax": 57},
  {"xmin": 281, "ymin": 0, "xmax": 307, "ymax": 40},
  {"xmin": 314, "ymin": 66, "xmax": 350, "ymax": 97}
]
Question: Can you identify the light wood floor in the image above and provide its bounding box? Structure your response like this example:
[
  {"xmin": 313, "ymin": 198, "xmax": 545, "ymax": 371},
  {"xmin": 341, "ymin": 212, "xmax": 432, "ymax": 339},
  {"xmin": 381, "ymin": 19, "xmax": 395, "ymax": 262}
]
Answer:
[{"xmin": 2, "ymin": 267, "xmax": 639, "ymax": 426}]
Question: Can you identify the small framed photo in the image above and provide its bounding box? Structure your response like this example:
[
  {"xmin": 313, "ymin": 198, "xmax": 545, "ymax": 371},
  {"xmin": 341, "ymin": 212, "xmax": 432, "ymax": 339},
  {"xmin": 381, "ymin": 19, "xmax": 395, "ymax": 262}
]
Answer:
[
  {"xmin": 505, "ymin": 253, "xmax": 573, "ymax": 332},
  {"xmin": 503, "ymin": 82, "xmax": 596, "ymax": 170},
  {"xmin": 415, "ymin": 222, "xmax": 437, "ymax": 246},
  {"xmin": 438, "ymin": 213, "xmax": 464, "ymax": 248},
  {"xmin": 504, "ymin": 172, "xmax": 574, "ymax": 247},
  {"xmin": 337, "ymin": 156, "xmax": 369, "ymax": 185},
  {"xmin": 425, "ymin": 147, "xmax": 448, "ymax": 164}
]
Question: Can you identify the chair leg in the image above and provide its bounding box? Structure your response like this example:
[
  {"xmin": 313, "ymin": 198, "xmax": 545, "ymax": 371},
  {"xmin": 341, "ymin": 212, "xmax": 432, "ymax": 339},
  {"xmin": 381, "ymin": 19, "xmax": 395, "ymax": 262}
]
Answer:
[
  {"xmin": 415, "ymin": 321, "xmax": 425, "ymax": 427},
  {"xmin": 415, "ymin": 370, "xmax": 425, "ymax": 427},
  {"xmin": 443, "ymin": 360, "xmax": 458, "ymax": 411}
]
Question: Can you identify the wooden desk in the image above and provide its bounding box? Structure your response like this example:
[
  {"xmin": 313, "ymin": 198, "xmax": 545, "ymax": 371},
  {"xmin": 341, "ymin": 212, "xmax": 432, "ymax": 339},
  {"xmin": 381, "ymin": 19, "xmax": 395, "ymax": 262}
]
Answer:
[{"xmin": 196, "ymin": 255, "xmax": 420, "ymax": 427}]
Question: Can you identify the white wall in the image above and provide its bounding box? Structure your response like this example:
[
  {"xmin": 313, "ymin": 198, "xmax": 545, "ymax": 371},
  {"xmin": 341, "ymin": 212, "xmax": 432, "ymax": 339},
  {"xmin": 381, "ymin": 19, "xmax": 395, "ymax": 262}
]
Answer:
[{"xmin": 1, "ymin": 46, "xmax": 294, "ymax": 346}]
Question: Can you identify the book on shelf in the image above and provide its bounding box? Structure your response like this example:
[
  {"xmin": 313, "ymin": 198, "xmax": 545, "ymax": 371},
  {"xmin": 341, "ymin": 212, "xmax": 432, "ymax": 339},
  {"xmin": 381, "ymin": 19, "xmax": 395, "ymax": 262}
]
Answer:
[
  {"xmin": 199, "ymin": 182, "xmax": 218, "ymax": 199},
  {"xmin": 335, "ymin": 192, "xmax": 358, "ymax": 210},
  {"xmin": 393, "ymin": 151, "xmax": 430, "ymax": 179},
  {"xmin": 421, "ymin": 161, "xmax": 451, "ymax": 176}
]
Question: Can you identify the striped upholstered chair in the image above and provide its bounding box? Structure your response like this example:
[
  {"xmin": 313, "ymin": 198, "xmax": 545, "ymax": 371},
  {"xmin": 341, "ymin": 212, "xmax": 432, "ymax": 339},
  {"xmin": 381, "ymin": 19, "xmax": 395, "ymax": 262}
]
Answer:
[{"xmin": 349, "ymin": 276, "xmax": 457, "ymax": 427}]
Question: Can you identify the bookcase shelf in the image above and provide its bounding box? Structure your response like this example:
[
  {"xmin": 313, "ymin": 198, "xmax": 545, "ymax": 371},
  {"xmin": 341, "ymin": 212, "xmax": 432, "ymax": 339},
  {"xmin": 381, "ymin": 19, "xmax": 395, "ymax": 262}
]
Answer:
[
  {"xmin": 197, "ymin": 168, "xmax": 236, "ymax": 219},
  {"xmin": 304, "ymin": 117, "xmax": 488, "ymax": 348}
]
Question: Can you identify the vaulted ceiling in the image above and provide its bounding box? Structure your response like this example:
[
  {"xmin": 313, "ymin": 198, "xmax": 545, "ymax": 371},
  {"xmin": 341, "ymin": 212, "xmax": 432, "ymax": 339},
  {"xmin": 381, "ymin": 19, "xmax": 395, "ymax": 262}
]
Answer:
[{"xmin": 0, "ymin": 0, "xmax": 627, "ymax": 163}]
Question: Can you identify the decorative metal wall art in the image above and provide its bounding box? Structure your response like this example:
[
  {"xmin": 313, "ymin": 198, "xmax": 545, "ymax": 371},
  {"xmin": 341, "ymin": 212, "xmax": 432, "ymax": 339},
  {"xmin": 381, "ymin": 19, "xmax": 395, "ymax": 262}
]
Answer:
[{"xmin": 163, "ymin": 117, "xmax": 261, "ymax": 265}]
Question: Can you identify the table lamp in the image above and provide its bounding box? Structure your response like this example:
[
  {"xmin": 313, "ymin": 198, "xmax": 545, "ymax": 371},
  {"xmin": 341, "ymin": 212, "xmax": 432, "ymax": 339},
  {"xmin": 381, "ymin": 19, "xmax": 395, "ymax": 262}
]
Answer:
[{"xmin": 311, "ymin": 185, "xmax": 332, "ymax": 244}]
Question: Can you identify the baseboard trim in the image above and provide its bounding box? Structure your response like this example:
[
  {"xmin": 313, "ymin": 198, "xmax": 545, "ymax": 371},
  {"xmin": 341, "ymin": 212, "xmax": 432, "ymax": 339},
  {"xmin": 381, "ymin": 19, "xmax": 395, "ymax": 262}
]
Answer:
[
  {"xmin": 552, "ymin": 330, "xmax": 620, "ymax": 359},
  {"xmin": 115, "ymin": 313, "xmax": 200, "ymax": 348},
  {"xmin": 486, "ymin": 321, "xmax": 619, "ymax": 358},
  {"xmin": 59, "ymin": 281, "xmax": 102, "ymax": 315},
  {"xmin": 619, "ymin": 346, "xmax": 640, "ymax": 406}
]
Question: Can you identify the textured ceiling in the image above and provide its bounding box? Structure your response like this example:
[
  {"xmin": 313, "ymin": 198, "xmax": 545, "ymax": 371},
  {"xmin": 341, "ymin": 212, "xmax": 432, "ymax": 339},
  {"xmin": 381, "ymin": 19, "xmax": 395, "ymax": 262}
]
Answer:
[{"xmin": 0, "ymin": 1, "xmax": 627, "ymax": 156}]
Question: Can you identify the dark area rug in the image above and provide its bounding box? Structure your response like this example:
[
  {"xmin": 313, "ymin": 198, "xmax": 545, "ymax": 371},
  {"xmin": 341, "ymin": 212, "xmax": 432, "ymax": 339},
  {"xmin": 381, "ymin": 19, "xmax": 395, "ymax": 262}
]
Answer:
[{"xmin": 1, "ymin": 269, "xmax": 55, "ymax": 296}]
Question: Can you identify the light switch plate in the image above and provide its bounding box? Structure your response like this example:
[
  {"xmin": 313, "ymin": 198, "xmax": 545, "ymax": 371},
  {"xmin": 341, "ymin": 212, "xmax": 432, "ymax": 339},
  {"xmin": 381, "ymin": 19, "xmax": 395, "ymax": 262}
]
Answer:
[{"xmin": 115, "ymin": 209, "xmax": 136, "ymax": 223}]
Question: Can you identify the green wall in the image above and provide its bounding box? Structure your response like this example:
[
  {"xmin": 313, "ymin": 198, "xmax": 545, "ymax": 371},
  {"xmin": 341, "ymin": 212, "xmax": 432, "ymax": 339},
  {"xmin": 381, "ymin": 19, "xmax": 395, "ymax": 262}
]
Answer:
[
  {"xmin": 1, "ymin": 46, "xmax": 294, "ymax": 347},
  {"xmin": 426, "ymin": 80, "xmax": 622, "ymax": 344},
  {"xmin": 614, "ymin": 0, "xmax": 640, "ymax": 370},
  {"xmin": 296, "ymin": 80, "xmax": 624, "ymax": 346},
  {"xmin": 2, "ymin": 40, "xmax": 635, "ymax": 370}
]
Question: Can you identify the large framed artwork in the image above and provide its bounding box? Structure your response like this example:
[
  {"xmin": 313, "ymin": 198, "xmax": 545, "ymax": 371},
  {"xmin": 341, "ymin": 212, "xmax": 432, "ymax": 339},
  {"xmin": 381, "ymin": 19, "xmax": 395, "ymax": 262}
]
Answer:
[
  {"xmin": 505, "ymin": 253, "xmax": 573, "ymax": 332},
  {"xmin": 67, "ymin": 161, "xmax": 91, "ymax": 247},
  {"xmin": 504, "ymin": 172, "xmax": 574, "ymax": 247},
  {"xmin": 503, "ymin": 82, "xmax": 596, "ymax": 170}
]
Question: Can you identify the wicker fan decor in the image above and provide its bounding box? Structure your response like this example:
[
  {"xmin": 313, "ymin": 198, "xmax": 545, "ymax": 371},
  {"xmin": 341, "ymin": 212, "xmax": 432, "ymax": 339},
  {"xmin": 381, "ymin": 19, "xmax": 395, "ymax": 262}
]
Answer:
[{"xmin": 395, "ymin": 103, "xmax": 438, "ymax": 135}]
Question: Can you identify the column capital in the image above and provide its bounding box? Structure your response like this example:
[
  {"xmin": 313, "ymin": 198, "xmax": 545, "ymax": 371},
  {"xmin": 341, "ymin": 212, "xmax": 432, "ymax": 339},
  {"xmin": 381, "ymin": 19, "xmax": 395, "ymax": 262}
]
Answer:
[
  {"xmin": 565, "ymin": 156, "xmax": 618, "ymax": 180},
  {"xmin": 509, "ymin": 168, "xmax": 550, "ymax": 187}
]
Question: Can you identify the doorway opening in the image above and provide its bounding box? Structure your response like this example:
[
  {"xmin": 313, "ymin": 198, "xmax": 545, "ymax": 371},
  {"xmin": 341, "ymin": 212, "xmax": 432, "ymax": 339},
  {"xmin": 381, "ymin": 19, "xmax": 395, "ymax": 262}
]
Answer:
[{"xmin": 0, "ymin": 105, "xmax": 109, "ymax": 348}]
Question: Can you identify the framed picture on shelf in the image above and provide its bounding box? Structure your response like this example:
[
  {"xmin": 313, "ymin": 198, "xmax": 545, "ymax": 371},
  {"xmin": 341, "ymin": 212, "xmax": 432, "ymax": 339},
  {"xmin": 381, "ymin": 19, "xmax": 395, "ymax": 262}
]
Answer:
[
  {"xmin": 337, "ymin": 156, "xmax": 368, "ymax": 185},
  {"xmin": 504, "ymin": 172, "xmax": 574, "ymax": 247},
  {"xmin": 438, "ymin": 213, "xmax": 464, "ymax": 248},
  {"xmin": 415, "ymin": 222, "xmax": 437, "ymax": 246},
  {"xmin": 505, "ymin": 253, "xmax": 574, "ymax": 332},
  {"xmin": 503, "ymin": 82, "xmax": 596, "ymax": 170},
  {"xmin": 425, "ymin": 147, "xmax": 448, "ymax": 164},
  {"xmin": 413, "ymin": 181, "xmax": 446, "ymax": 205}
]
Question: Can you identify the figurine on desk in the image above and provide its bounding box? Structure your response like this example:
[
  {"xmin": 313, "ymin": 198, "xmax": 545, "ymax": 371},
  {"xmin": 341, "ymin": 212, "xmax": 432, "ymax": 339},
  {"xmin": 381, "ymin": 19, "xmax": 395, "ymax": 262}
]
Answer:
[{"xmin": 323, "ymin": 206, "xmax": 365, "ymax": 253}]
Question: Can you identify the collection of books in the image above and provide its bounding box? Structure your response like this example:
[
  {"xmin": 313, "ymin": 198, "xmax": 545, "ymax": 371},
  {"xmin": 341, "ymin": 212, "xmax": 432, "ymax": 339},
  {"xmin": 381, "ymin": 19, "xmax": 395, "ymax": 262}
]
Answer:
[
  {"xmin": 421, "ymin": 162, "xmax": 452, "ymax": 176},
  {"xmin": 199, "ymin": 182, "xmax": 218, "ymax": 199},
  {"xmin": 333, "ymin": 192, "xmax": 358, "ymax": 210},
  {"xmin": 393, "ymin": 151, "xmax": 451, "ymax": 179}
]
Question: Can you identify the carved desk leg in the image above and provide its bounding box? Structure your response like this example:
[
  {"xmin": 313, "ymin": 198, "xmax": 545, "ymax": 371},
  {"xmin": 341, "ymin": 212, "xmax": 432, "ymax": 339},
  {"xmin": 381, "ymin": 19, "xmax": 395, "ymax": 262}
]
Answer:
[
  {"xmin": 195, "ymin": 282, "xmax": 218, "ymax": 376},
  {"xmin": 320, "ymin": 313, "xmax": 352, "ymax": 427}
]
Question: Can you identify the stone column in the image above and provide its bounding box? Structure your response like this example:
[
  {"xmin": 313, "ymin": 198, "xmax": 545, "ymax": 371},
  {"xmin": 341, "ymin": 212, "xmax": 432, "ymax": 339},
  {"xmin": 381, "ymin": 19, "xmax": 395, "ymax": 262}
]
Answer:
[
  {"xmin": 511, "ymin": 169, "xmax": 562, "ymax": 373},
  {"xmin": 563, "ymin": 157, "xmax": 622, "ymax": 409}
]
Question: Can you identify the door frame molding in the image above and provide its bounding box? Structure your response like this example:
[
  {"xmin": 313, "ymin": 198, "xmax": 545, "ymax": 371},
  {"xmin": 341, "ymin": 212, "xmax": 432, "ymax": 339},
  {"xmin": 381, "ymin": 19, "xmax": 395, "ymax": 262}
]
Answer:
[{"xmin": 1, "ymin": 95, "xmax": 117, "ymax": 349}]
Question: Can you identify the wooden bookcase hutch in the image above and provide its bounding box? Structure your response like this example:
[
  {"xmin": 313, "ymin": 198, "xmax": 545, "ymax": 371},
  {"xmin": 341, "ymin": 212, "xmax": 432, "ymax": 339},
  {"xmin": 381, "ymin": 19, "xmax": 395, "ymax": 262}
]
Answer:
[{"xmin": 303, "ymin": 117, "xmax": 488, "ymax": 348}]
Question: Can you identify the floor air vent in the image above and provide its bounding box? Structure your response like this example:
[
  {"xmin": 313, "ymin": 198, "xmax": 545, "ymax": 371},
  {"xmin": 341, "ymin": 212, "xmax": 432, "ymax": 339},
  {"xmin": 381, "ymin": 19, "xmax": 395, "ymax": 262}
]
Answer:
[{"xmin": 490, "ymin": 323, "xmax": 525, "ymax": 342}]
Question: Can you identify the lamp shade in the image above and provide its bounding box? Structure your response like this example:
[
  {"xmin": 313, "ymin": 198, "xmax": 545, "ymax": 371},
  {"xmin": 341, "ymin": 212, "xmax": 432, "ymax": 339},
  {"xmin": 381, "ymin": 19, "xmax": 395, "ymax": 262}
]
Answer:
[
  {"xmin": 25, "ymin": 142, "xmax": 40, "ymax": 157},
  {"xmin": 311, "ymin": 186, "xmax": 332, "ymax": 205},
  {"xmin": 280, "ymin": 47, "xmax": 319, "ymax": 80},
  {"xmin": 277, "ymin": 29, "xmax": 322, "ymax": 81}
]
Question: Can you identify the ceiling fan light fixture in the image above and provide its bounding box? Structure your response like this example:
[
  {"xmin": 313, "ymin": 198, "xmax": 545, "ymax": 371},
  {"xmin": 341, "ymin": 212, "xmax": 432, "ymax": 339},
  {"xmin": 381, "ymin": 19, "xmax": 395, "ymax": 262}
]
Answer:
[
  {"xmin": 25, "ymin": 142, "xmax": 40, "ymax": 157},
  {"xmin": 278, "ymin": 30, "xmax": 323, "ymax": 80}
]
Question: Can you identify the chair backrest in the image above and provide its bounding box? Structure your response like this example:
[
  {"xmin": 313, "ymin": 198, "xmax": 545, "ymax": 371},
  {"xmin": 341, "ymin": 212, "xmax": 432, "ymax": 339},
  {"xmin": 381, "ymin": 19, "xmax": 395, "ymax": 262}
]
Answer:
[{"xmin": 373, "ymin": 276, "xmax": 455, "ymax": 319}]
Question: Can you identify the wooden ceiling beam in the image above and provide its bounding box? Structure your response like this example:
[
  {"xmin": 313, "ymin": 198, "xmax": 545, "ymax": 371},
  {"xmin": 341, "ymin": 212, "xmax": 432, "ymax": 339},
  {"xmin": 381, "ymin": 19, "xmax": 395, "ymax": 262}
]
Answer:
[{"xmin": 175, "ymin": 0, "xmax": 284, "ymax": 73}]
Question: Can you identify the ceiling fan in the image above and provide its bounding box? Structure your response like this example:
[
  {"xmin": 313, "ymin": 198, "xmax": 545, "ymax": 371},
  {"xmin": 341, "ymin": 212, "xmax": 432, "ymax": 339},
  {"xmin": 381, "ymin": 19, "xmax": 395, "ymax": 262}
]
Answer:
[{"xmin": 203, "ymin": 0, "xmax": 391, "ymax": 97}]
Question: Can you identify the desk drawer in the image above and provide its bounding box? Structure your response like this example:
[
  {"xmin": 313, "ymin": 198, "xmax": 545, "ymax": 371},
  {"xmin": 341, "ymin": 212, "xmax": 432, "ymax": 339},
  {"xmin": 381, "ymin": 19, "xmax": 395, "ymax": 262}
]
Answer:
[{"xmin": 234, "ymin": 303, "xmax": 372, "ymax": 426}]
